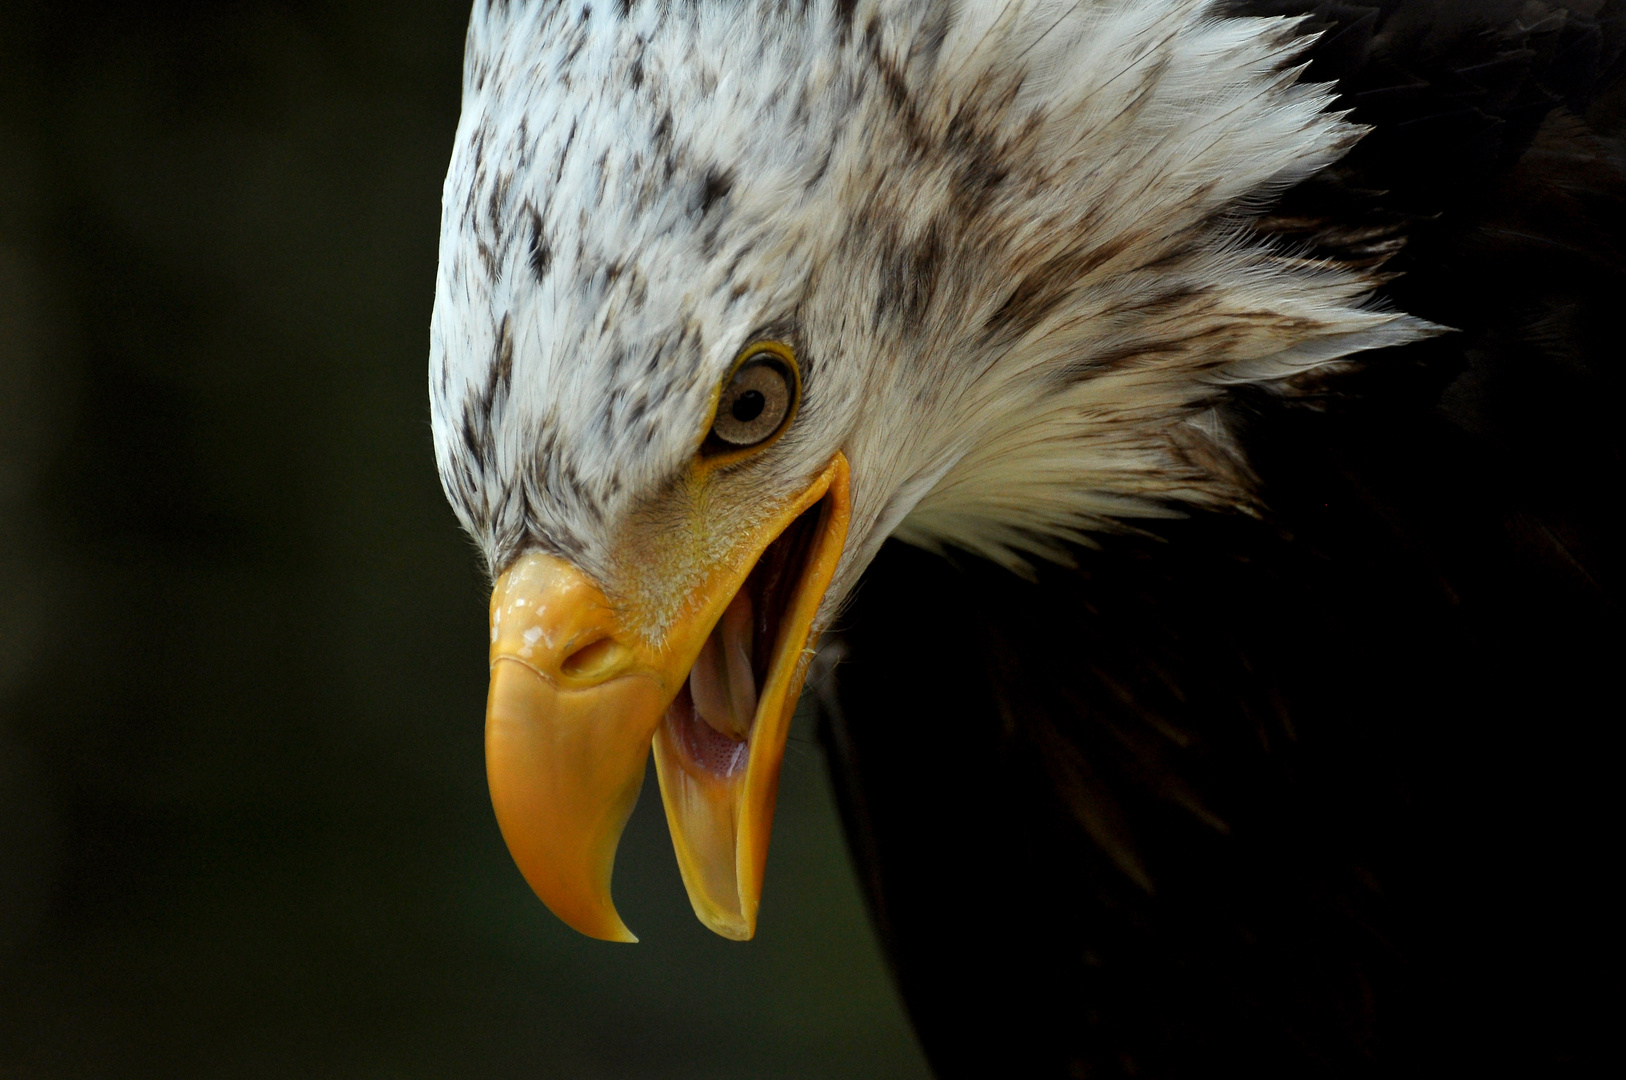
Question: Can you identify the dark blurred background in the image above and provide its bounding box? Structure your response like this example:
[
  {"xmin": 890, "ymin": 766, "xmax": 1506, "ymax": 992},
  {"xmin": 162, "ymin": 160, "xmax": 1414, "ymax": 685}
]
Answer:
[{"xmin": 0, "ymin": 3, "xmax": 928, "ymax": 1075}]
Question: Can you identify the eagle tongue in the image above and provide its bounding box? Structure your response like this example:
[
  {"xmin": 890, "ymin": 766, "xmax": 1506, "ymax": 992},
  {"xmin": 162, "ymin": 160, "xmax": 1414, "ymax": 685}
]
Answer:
[{"xmin": 687, "ymin": 589, "xmax": 757, "ymax": 741}]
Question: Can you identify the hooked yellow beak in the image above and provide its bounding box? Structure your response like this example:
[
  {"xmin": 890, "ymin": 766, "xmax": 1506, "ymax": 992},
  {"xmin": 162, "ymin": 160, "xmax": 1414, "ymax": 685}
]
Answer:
[{"xmin": 484, "ymin": 454, "xmax": 850, "ymax": 941}]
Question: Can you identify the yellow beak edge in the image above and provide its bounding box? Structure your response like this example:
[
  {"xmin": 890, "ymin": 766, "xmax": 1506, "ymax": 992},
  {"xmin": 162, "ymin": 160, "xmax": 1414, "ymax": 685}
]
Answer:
[{"xmin": 483, "ymin": 454, "xmax": 851, "ymax": 942}]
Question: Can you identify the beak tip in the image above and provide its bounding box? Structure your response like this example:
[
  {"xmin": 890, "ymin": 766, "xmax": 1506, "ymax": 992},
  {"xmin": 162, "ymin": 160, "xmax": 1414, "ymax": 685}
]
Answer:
[
  {"xmin": 598, "ymin": 907, "xmax": 640, "ymax": 943},
  {"xmin": 534, "ymin": 885, "xmax": 641, "ymax": 943},
  {"xmin": 600, "ymin": 922, "xmax": 641, "ymax": 945}
]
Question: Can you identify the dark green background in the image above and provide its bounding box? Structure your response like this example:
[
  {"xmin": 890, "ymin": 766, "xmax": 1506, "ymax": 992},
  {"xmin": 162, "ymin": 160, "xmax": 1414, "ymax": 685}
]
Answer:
[{"xmin": 0, "ymin": 3, "xmax": 928, "ymax": 1075}]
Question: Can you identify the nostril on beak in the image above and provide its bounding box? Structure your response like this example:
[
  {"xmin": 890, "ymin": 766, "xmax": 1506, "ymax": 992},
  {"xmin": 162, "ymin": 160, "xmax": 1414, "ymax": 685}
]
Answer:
[{"xmin": 560, "ymin": 637, "xmax": 631, "ymax": 682}]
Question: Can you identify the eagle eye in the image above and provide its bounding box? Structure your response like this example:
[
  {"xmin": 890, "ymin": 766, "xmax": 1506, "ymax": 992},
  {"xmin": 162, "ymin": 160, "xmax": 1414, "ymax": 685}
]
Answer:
[{"xmin": 708, "ymin": 349, "xmax": 796, "ymax": 450}]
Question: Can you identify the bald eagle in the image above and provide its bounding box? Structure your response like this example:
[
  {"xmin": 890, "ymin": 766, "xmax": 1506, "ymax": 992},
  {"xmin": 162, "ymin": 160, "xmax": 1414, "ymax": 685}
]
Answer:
[{"xmin": 429, "ymin": 0, "xmax": 1621, "ymax": 1074}]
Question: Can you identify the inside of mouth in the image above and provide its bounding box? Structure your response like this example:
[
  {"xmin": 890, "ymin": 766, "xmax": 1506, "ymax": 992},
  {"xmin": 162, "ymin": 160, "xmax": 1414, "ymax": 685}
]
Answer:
[{"xmin": 665, "ymin": 494, "xmax": 829, "ymax": 776}]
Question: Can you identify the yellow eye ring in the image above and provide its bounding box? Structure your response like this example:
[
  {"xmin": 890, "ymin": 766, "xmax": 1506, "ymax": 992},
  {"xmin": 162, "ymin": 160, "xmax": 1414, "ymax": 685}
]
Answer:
[{"xmin": 696, "ymin": 340, "xmax": 801, "ymax": 472}]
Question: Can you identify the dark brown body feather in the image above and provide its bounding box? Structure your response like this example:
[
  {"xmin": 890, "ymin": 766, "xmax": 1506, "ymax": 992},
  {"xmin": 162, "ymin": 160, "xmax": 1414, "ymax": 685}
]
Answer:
[{"xmin": 816, "ymin": 2, "xmax": 1624, "ymax": 1074}]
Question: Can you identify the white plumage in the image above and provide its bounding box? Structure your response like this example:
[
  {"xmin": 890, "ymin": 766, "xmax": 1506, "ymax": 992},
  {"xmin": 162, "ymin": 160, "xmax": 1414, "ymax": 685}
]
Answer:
[{"xmin": 429, "ymin": 0, "xmax": 1432, "ymax": 639}]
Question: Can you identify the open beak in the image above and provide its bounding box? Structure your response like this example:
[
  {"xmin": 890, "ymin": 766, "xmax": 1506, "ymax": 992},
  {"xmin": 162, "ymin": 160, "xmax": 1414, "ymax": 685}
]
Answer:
[{"xmin": 483, "ymin": 454, "xmax": 850, "ymax": 941}]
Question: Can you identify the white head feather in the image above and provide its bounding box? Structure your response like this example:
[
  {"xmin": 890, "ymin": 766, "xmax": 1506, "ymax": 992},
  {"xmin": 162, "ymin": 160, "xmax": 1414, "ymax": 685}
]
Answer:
[{"xmin": 429, "ymin": 0, "xmax": 1432, "ymax": 636}]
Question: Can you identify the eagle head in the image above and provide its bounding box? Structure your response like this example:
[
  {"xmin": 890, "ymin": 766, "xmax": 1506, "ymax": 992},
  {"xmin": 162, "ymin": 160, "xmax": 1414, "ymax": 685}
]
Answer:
[{"xmin": 429, "ymin": 0, "xmax": 1429, "ymax": 941}]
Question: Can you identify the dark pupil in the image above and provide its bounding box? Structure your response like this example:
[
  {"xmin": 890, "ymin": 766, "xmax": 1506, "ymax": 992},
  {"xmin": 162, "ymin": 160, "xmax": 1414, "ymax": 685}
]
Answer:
[{"xmin": 731, "ymin": 389, "xmax": 766, "ymax": 423}]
